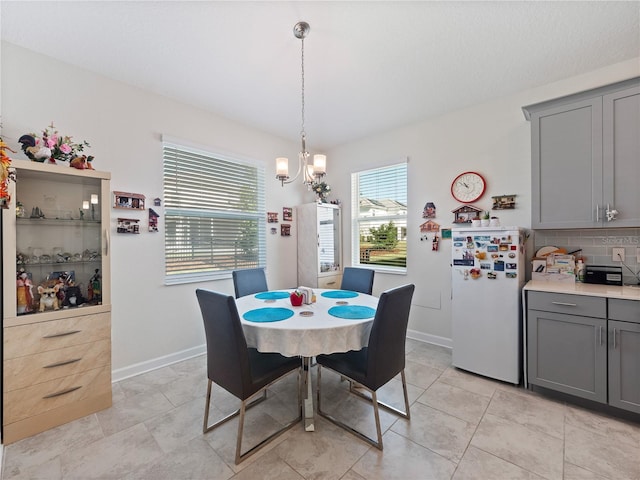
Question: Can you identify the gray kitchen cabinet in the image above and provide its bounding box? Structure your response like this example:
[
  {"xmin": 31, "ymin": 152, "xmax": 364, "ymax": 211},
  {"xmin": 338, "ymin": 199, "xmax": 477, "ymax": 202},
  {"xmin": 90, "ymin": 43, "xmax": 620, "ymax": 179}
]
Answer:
[
  {"xmin": 608, "ymin": 299, "xmax": 640, "ymax": 414},
  {"xmin": 523, "ymin": 77, "xmax": 640, "ymax": 229},
  {"xmin": 527, "ymin": 297, "xmax": 607, "ymax": 403}
]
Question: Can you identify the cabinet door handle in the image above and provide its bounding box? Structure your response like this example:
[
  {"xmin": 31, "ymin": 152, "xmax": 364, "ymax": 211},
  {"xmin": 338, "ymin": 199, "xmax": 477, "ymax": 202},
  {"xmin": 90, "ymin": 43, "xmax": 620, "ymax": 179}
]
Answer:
[
  {"xmin": 42, "ymin": 385, "xmax": 82, "ymax": 399},
  {"xmin": 613, "ymin": 328, "xmax": 617, "ymax": 349},
  {"xmin": 599, "ymin": 326, "xmax": 603, "ymax": 346},
  {"xmin": 104, "ymin": 228, "xmax": 110, "ymax": 256},
  {"xmin": 43, "ymin": 358, "xmax": 82, "ymax": 369},
  {"xmin": 326, "ymin": 281, "xmax": 336, "ymax": 286},
  {"xmin": 551, "ymin": 301, "xmax": 577, "ymax": 307},
  {"xmin": 43, "ymin": 330, "xmax": 81, "ymax": 339},
  {"xmin": 595, "ymin": 205, "xmax": 600, "ymax": 223}
]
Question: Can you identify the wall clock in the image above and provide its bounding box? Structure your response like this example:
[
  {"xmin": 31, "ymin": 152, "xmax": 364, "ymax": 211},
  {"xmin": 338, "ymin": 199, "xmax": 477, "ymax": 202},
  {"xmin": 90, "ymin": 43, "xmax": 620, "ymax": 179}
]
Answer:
[{"xmin": 451, "ymin": 171, "xmax": 486, "ymax": 203}]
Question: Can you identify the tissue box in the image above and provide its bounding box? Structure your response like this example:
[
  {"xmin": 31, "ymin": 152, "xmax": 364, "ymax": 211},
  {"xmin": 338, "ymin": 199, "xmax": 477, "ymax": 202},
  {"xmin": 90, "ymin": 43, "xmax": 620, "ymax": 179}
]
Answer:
[{"xmin": 297, "ymin": 286, "xmax": 315, "ymax": 304}]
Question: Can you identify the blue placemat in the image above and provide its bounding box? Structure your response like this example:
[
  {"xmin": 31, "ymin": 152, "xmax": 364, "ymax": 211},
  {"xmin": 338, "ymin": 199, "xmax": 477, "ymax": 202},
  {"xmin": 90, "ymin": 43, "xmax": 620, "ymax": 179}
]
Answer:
[
  {"xmin": 321, "ymin": 290, "xmax": 359, "ymax": 299},
  {"xmin": 254, "ymin": 291, "xmax": 289, "ymax": 300},
  {"xmin": 328, "ymin": 305, "xmax": 376, "ymax": 320},
  {"xmin": 243, "ymin": 307, "xmax": 294, "ymax": 323}
]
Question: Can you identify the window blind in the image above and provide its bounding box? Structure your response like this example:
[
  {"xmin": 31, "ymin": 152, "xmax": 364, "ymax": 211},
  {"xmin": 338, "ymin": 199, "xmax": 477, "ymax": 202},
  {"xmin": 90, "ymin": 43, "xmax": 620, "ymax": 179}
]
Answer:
[
  {"xmin": 163, "ymin": 141, "xmax": 266, "ymax": 284},
  {"xmin": 351, "ymin": 162, "xmax": 408, "ymax": 271}
]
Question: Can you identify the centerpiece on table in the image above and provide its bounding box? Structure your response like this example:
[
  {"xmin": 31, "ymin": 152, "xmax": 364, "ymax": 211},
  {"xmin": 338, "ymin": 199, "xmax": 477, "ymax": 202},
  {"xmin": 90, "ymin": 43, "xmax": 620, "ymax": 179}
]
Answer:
[
  {"xmin": 311, "ymin": 181, "xmax": 331, "ymax": 203},
  {"xmin": 18, "ymin": 123, "xmax": 94, "ymax": 169}
]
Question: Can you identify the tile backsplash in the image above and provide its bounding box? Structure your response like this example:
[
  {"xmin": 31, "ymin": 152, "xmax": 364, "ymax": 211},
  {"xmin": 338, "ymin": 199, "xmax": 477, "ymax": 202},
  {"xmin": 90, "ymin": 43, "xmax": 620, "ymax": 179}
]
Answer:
[{"xmin": 533, "ymin": 228, "xmax": 640, "ymax": 286}]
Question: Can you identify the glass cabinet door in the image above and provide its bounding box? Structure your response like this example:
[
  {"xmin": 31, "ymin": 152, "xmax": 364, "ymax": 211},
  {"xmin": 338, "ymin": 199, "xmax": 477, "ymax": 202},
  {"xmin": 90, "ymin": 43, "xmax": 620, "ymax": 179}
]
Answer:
[
  {"xmin": 317, "ymin": 205, "xmax": 341, "ymax": 273},
  {"xmin": 4, "ymin": 161, "xmax": 110, "ymax": 320}
]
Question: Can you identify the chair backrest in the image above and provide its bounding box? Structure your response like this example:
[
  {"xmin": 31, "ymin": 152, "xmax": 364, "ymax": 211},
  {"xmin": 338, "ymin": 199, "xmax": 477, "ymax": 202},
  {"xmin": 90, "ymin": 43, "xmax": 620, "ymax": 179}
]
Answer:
[
  {"xmin": 196, "ymin": 289, "xmax": 252, "ymax": 399},
  {"xmin": 232, "ymin": 268, "xmax": 268, "ymax": 298},
  {"xmin": 366, "ymin": 284, "xmax": 415, "ymax": 390},
  {"xmin": 341, "ymin": 267, "xmax": 375, "ymax": 295}
]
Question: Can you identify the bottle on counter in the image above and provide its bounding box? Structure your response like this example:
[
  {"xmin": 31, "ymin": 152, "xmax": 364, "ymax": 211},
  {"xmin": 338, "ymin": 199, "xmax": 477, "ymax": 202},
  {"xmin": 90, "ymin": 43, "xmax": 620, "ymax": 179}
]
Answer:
[{"xmin": 576, "ymin": 259, "xmax": 586, "ymax": 283}]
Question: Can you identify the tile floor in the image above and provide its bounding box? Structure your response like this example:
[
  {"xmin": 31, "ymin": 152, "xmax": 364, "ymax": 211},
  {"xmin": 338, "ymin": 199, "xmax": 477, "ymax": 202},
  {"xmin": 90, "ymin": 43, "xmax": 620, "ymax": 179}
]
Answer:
[{"xmin": 2, "ymin": 340, "xmax": 640, "ymax": 479}]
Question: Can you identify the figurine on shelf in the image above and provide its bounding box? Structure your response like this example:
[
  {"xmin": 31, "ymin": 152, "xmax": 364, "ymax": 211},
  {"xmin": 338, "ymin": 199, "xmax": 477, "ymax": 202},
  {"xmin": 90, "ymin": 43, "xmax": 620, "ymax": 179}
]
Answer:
[
  {"xmin": 16, "ymin": 269, "xmax": 34, "ymax": 314},
  {"xmin": 38, "ymin": 284, "xmax": 61, "ymax": 312},
  {"xmin": 88, "ymin": 268, "xmax": 102, "ymax": 304}
]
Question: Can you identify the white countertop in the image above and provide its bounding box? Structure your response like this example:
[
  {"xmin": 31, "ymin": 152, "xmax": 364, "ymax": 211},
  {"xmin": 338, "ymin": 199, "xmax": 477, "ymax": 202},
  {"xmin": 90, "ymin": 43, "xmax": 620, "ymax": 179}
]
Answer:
[{"xmin": 524, "ymin": 280, "xmax": 640, "ymax": 301}]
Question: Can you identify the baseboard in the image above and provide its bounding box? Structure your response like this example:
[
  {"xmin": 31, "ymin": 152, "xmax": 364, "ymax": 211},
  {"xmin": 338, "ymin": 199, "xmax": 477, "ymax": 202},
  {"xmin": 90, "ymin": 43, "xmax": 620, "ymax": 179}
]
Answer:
[
  {"xmin": 406, "ymin": 329, "xmax": 452, "ymax": 349},
  {"xmin": 111, "ymin": 344, "xmax": 206, "ymax": 383}
]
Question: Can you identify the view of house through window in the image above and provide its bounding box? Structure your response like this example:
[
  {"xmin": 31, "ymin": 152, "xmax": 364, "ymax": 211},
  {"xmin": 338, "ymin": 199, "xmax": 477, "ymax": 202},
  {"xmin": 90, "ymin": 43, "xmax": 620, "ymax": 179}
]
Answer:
[
  {"xmin": 163, "ymin": 139, "xmax": 266, "ymax": 284},
  {"xmin": 351, "ymin": 162, "xmax": 408, "ymax": 271}
]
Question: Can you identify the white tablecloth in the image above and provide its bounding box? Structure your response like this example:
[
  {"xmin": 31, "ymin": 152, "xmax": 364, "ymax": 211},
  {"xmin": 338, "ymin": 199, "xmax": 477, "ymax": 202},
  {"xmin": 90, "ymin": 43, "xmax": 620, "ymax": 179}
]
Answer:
[{"xmin": 236, "ymin": 289, "xmax": 379, "ymax": 358}]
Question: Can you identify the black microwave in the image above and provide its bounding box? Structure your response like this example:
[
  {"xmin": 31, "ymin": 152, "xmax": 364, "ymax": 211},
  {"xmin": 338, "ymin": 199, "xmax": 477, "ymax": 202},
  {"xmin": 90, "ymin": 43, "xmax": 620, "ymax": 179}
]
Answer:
[{"xmin": 584, "ymin": 265, "xmax": 623, "ymax": 286}]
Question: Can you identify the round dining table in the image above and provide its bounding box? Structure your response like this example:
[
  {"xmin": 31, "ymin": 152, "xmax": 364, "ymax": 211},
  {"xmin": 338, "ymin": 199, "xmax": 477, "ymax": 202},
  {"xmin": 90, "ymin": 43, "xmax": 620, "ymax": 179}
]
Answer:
[{"xmin": 235, "ymin": 289, "xmax": 379, "ymax": 431}]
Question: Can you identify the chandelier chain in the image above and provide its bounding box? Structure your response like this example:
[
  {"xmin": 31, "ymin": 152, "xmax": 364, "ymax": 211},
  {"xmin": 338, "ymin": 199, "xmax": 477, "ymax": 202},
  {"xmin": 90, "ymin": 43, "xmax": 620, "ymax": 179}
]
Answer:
[{"xmin": 300, "ymin": 37, "xmax": 306, "ymax": 142}]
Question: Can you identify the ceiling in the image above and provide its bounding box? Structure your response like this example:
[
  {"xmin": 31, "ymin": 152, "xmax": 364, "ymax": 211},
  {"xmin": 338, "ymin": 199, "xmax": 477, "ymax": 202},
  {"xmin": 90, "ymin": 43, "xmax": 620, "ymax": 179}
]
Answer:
[{"xmin": 2, "ymin": 1, "xmax": 639, "ymax": 150}]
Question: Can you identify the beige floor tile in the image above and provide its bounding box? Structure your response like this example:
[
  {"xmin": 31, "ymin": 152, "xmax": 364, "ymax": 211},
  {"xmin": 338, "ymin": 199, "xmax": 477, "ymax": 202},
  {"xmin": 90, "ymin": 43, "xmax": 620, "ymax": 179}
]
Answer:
[
  {"xmin": 391, "ymin": 402, "xmax": 476, "ymax": 462},
  {"xmin": 565, "ymin": 404, "xmax": 640, "ymax": 449},
  {"xmin": 145, "ymin": 396, "xmax": 203, "ymax": 453},
  {"xmin": 453, "ymin": 445, "xmax": 545, "ymax": 479},
  {"xmin": 229, "ymin": 449, "xmax": 304, "ymax": 480},
  {"xmin": 352, "ymin": 430, "xmax": 456, "ymax": 480},
  {"xmin": 417, "ymin": 381, "xmax": 490, "ymax": 424},
  {"xmin": 485, "ymin": 388, "xmax": 566, "ymax": 439},
  {"xmin": 60, "ymin": 423, "xmax": 164, "ymax": 479},
  {"xmin": 563, "ymin": 462, "xmax": 610, "ymax": 480},
  {"xmin": 564, "ymin": 423, "xmax": 640, "ymax": 480},
  {"xmin": 403, "ymin": 358, "xmax": 443, "ymax": 389},
  {"xmin": 470, "ymin": 413, "xmax": 563, "ymax": 480},
  {"xmin": 341, "ymin": 470, "xmax": 368, "ymax": 480},
  {"xmin": 122, "ymin": 436, "xmax": 233, "ymax": 480},
  {"xmin": 438, "ymin": 367, "xmax": 500, "ymax": 398},
  {"xmin": 96, "ymin": 390, "xmax": 175, "ymax": 436},
  {"xmin": 274, "ymin": 419, "xmax": 370, "ymax": 480},
  {"xmin": 2, "ymin": 455, "xmax": 62, "ymax": 480},
  {"xmin": 406, "ymin": 343, "xmax": 452, "ymax": 371},
  {"xmin": 117, "ymin": 365, "xmax": 182, "ymax": 398}
]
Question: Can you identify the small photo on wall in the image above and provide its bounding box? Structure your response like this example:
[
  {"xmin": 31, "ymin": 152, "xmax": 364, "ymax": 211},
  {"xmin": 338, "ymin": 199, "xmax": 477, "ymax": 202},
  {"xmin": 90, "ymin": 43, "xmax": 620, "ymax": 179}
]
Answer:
[
  {"xmin": 281, "ymin": 224, "xmax": 291, "ymax": 236},
  {"xmin": 267, "ymin": 212, "xmax": 279, "ymax": 223},
  {"xmin": 283, "ymin": 207, "xmax": 293, "ymax": 222}
]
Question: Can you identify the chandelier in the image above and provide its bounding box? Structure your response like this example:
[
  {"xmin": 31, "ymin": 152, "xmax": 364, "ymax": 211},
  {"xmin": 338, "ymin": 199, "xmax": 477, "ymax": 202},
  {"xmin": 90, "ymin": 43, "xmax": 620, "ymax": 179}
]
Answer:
[{"xmin": 276, "ymin": 21, "xmax": 327, "ymax": 187}]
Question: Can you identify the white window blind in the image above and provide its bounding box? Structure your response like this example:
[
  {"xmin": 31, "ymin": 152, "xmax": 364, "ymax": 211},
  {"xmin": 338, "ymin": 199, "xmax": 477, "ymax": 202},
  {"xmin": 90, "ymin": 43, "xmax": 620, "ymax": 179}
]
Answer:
[
  {"xmin": 351, "ymin": 162, "xmax": 408, "ymax": 272},
  {"xmin": 163, "ymin": 141, "xmax": 266, "ymax": 285}
]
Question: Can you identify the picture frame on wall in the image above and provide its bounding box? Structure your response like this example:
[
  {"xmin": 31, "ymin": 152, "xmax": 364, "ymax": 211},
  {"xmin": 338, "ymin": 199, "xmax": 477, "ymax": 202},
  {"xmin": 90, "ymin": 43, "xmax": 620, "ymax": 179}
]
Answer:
[{"xmin": 283, "ymin": 207, "xmax": 293, "ymax": 222}]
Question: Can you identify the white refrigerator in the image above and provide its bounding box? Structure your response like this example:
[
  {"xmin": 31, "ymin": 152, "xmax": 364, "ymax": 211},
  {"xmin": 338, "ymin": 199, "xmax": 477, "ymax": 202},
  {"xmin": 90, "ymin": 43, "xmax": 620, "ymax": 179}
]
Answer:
[{"xmin": 451, "ymin": 226, "xmax": 526, "ymax": 384}]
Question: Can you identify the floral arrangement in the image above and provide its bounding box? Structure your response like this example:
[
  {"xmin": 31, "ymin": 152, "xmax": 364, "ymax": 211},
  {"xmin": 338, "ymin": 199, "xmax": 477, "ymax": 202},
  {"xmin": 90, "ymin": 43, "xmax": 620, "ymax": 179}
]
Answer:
[
  {"xmin": 0, "ymin": 138, "xmax": 15, "ymax": 208},
  {"xmin": 19, "ymin": 123, "xmax": 92, "ymax": 165},
  {"xmin": 311, "ymin": 181, "xmax": 331, "ymax": 201}
]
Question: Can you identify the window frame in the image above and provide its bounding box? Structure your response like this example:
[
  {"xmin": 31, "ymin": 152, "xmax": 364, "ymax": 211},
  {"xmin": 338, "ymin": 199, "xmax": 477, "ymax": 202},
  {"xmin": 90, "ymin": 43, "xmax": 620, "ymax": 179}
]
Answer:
[
  {"xmin": 162, "ymin": 136, "xmax": 266, "ymax": 285},
  {"xmin": 351, "ymin": 160, "xmax": 408, "ymax": 274}
]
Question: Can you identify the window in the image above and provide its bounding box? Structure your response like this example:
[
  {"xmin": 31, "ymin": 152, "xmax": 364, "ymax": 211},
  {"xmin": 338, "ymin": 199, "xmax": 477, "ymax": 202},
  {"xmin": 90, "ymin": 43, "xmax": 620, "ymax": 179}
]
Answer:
[
  {"xmin": 163, "ymin": 139, "xmax": 266, "ymax": 285},
  {"xmin": 351, "ymin": 162, "xmax": 408, "ymax": 272}
]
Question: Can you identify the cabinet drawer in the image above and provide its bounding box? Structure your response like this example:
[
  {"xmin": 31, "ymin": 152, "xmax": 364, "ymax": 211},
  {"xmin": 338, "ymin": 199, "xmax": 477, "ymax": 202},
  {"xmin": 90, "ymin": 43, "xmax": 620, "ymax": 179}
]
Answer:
[
  {"xmin": 608, "ymin": 299, "xmax": 640, "ymax": 324},
  {"xmin": 318, "ymin": 274, "xmax": 342, "ymax": 289},
  {"xmin": 3, "ymin": 365, "xmax": 111, "ymax": 424},
  {"xmin": 4, "ymin": 339, "xmax": 111, "ymax": 392},
  {"xmin": 4, "ymin": 313, "xmax": 110, "ymax": 359},
  {"xmin": 528, "ymin": 291, "xmax": 606, "ymax": 318}
]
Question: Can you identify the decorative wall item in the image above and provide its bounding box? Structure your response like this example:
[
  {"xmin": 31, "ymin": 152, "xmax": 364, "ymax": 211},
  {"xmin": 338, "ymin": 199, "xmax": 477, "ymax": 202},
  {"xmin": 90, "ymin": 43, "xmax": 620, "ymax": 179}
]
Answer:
[
  {"xmin": 154, "ymin": 197, "xmax": 162, "ymax": 206},
  {"xmin": 419, "ymin": 220, "xmax": 440, "ymax": 233},
  {"xmin": 283, "ymin": 207, "xmax": 293, "ymax": 222},
  {"xmin": 441, "ymin": 228, "xmax": 452, "ymax": 239},
  {"xmin": 18, "ymin": 123, "xmax": 93, "ymax": 165},
  {"xmin": 452, "ymin": 204, "xmax": 483, "ymax": 223},
  {"xmin": 270, "ymin": 227, "xmax": 278, "ymax": 235},
  {"xmin": 114, "ymin": 191, "xmax": 145, "ymax": 210},
  {"xmin": 281, "ymin": 224, "xmax": 291, "ymax": 236},
  {"xmin": 117, "ymin": 218, "xmax": 140, "ymax": 234},
  {"xmin": 267, "ymin": 212, "xmax": 278, "ymax": 223},
  {"xmin": 0, "ymin": 138, "xmax": 14, "ymax": 208},
  {"xmin": 148, "ymin": 208, "xmax": 160, "ymax": 232},
  {"xmin": 432, "ymin": 235, "xmax": 440, "ymax": 251},
  {"xmin": 492, "ymin": 194, "xmax": 517, "ymax": 209},
  {"xmin": 450, "ymin": 171, "xmax": 487, "ymax": 203},
  {"xmin": 422, "ymin": 202, "xmax": 436, "ymax": 218}
]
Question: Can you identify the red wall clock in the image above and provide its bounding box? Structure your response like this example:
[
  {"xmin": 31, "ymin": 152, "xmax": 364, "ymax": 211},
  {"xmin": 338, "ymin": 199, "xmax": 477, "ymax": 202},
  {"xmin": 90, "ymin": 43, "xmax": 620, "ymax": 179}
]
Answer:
[{"xmin": 451, "ymin": 171, "xmax": 486, "ymax": 203}]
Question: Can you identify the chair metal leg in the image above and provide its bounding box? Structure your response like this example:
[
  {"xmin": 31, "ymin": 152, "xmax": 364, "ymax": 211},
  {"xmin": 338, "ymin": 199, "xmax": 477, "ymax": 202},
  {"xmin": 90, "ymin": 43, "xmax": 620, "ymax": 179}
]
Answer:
[
  {"xmin": 349, "ymin": 369, "xmax": 411, "ymax": 419},
  {"xmin": 317, "ymin": 365, "xmax": 385, "ymax": 450},
  {"xmin": 203, "ymin": 369, "xmax": 304, "ymax": 464}
]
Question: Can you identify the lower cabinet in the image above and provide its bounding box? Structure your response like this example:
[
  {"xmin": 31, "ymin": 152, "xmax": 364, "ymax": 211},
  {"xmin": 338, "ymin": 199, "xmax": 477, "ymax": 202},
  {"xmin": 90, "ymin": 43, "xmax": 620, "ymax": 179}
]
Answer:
[
  {"xmin": 608, "ymin": 299, "xmax": 640, "ymax": 414},
  {"xmin": 527, "ymin": 292, "xmax": 640, "ymax": 414}
]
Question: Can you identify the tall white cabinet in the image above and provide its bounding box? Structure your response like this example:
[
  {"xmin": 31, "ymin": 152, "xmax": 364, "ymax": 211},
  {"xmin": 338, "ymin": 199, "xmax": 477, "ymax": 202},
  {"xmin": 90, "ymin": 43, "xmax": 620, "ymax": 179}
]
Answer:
[
  {"xmin": 2, "ymin": 160, "xmax": 112, "ymax": 444},
  {"xmin": 296, "ymin": 203, "xmax": 342, "ymax": 288}
]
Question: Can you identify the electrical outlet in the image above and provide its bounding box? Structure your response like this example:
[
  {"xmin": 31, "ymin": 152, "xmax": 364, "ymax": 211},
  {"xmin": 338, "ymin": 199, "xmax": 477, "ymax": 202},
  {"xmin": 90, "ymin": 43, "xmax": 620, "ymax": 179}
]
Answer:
[{"xmin": 612, "ymin": 247, "xmax": 625, "ymax": 262}]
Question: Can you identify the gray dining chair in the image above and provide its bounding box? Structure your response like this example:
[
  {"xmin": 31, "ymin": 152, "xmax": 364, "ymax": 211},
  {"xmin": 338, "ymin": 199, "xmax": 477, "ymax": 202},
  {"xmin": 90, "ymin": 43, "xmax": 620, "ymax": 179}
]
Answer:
[
  {"xmin": 316, "ymin": 283, "xmax": 415, "ymax": 450},
  {"xmin": 340, "ymin": 267, "xmax": 375, "ymax": 295},
  {"xmin": 232, "ymin": 267, "xmax": 268, "ymax": 298},
  {"xmin": 196, "ymin": 289, "xmax": 302, "ymax": 464}
]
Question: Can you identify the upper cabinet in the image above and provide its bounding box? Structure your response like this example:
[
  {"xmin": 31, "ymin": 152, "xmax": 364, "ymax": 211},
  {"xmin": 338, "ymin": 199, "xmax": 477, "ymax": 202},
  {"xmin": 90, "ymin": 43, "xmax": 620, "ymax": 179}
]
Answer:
[
  {"xmin": 296, "ymin": 203, "xmax": 342, "ymax": 289},
  {"xmin": 523, "ymin": 77, "xmax": 640, "ymax": 229}
]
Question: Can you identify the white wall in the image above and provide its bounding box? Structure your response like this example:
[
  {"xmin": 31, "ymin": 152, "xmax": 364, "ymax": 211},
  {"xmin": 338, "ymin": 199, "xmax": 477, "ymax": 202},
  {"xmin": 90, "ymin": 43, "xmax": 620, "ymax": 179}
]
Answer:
[
  {"xmin": 326, "ymin": 58, "xmax": 640, "ymax": 345},
  {"xmin": 2, "ymin": 41, "xmax": 638, "ymax": 375},
  {"xmin": 1, "ymin": 42, "xmax": 317, "ymax": 379}
]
